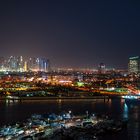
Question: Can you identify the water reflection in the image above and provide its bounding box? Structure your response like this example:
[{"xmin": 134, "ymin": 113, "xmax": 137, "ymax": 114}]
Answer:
[
  {"xmin": 108, "ymin": 99, "xmax": 112, "ymax": 109},
  {"xmin": 5, "ymin": 99, "xmax": 19, "ymax": 106},
  {"xmin": 57, "ymin": 99, "xmax": 62, "ymax": 111},
  {"xmin": 123, "ymin": 103, "xmax": 128, "ymax": 119},
  {"xmin": 0, "ymin": 99, "xmax": 140, "ymax": 139},
  {"xmin": 125, "ymin": 101, "xmax": 140, "ymax": 140}
]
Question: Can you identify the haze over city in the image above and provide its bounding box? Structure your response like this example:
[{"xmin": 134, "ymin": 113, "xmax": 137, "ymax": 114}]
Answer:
[
  {"xmin": 0, "ymin": 0, "xmax": 140, "ymax": 68},
  {"xmin": 1, "ymin": 1, "xmax": 140, "ymax": 140}
]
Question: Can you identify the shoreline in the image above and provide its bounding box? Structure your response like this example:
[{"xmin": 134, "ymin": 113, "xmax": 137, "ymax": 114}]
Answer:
[
  {"xmin": 0, "ymin": 95, "xmax": 122, "ymax": 101},
  {"xmin": 0, "ymin": 111, "xmax": 128, "ymax": 140}
]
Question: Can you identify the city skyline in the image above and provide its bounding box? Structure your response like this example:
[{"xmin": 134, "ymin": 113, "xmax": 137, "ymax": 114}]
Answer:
[
  {"xmin": 0, "ymin": 56, "xmax": 50, "ymax": 72},
  {"xmin": 0, "ymin": 55, "xmax": 139, "ymax": 70},
  {"xmin": 0, "ymin": 1, "xmax": 140, "ymax": 139},
  {"xmin": 0, "ymin": 0, "xmax": 140, "ymax": 68}
]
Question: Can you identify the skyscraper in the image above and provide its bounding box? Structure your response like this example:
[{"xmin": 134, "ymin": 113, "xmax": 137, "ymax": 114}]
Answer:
[
  {"xmin": 128, "ymin": 56, "xmax": 139, "ymax": 74},
  {"xmin": 28, "ymin": 57, "xmax": 50, "ymax": 72},
  {"xmin": 98, "ymin": 63, "xmax": 106, "ymax": 74},
  {"xmin": 17, "ymin": 56, "xmax": 24, "ymax": 72},
  {"xmin": 0, "ymin": 56, "xmax": 50, "ymax": 72},
  {"xmin": 0, "ymin": 57, "xmax": 5, "ymax": 70},
  {"xmin": 8, "ymin": 56, "xmax": 18, "ymax": 71},
  {"xmin": 38, "ymin": 58, "xmax": 49, "ymax": 72}
]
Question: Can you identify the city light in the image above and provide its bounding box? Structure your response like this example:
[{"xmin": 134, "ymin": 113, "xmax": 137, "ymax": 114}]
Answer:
[{"xmin": 0, "ymin": 56, "xmax": 50, "ymax": 72}]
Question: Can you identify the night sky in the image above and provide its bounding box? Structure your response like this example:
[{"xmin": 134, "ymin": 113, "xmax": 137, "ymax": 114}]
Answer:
[{"xmin": 0, "ymin": 0, "xmax": 140, "ymax": 69}]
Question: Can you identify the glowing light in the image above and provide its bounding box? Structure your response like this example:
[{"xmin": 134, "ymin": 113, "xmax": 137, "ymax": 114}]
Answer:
[
  {"xmin": 123, "ymin": 103, "xmax": 128, "ymax": 119},
  {"xmin": 77, "ymin": 82, "xmax": 84, "ymax": 87}
]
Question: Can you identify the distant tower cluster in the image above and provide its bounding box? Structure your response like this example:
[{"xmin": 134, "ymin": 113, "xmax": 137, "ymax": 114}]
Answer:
[
  {"xmin": 0, "ymin": 56, "xmax": 50, "ymax": 72},
  {"xmin": 128, "ymin": 56, "xmax": 139, "ymax": 74},
  {"xmin": 98, "ymin": 63, "xmax": 106, "ymax": 74},
  {"xmin": 28, "ymin": 57, "xmax": 50, "ymax": 72}
]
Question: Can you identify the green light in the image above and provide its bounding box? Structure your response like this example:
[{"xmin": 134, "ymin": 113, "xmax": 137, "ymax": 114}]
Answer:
[{"xmin": 77, "ymin": 82, "xmax": 84, "ymax": 87}]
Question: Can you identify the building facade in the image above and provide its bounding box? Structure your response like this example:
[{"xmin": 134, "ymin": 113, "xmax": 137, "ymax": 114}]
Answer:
[{"xmin": 128, "ymin": 56, "xmax": 139, "ymax": 74}]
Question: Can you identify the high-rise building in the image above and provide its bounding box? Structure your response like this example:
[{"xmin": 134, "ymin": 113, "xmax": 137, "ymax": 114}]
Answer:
[
  {"xmin": 28, "ymin": 57, "xmax": 37, "ymax": 71},
  {"xmin": 98, "ymin": 63, "xmax": 106, "ymax": 74},
  {"xmin": 24, "ymin": 61, "xmax": 28, "ymax": 72},
  {"xmin": 28, "ymin": 57, "xmax": 50, "ymax": 72},
  {"xmin": 38, "ymin": 58, "xmax": 49, "ymax": 72},
  {"xmin": 0, "ymin": 57, "xmax": 5, "ymax": 70},
  {"xmin": 128, "ymin": 56, "xmax": 139, "ymax": 74},
  {"xmin": 0, "ymin": 56, "xmax": 50, "ymax": 72},
  {"xmin": 17, "ymin": 56, "xmax": 24, "ymax": 72},
  {"xmin": 8, "ymin": 56, "xmax": 18, "ymax": 71}
]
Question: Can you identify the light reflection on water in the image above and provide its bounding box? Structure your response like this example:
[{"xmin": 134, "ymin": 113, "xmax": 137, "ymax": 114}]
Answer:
[
  {"xmin": 126, "ymin": 103, "xmax": 140, "ymax": 140},
  {"xmin": 123, "ymin": 103, "xmax": 128, "ymax": 119},
  {"xmin": 0, "ymin": 99, "xmax": 140, "ymax": 139}
]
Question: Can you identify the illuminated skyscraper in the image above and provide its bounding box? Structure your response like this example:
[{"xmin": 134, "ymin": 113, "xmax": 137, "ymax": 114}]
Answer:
[
  {"xmin": 28, "ymin": 57, "xmax": 49, "ymax": 72},
  {"xmin": 28, "ymin": 57, "xmax": 37, "ymax": 71},
  {"xmin": 0, "ymin": 56, "xmax": 50, "ymax": 72},
  {"xmin": 98, "ymin": 63, "xmax": 106, "ymax": 74},
  {"xmin": 0, "ymin": 57, "xmax": 5, "ymax": 70},
  {"xmin": 38, "ymin": 58, "xmax": 49, "ymax": 72},
  {"xmin": 8, "ymin": 56, "xmax": 18, "ymax": 71},
  {"xmin": 17, "ymin": 56, "xmax": 24, "ymax": 72},
  {"xmin": 128, "ymin": 56, "xmax": 139, "ymax": 74},
  {"xmin": 24, "ymin": 61, "xmax": 28, "ymax": 72}
]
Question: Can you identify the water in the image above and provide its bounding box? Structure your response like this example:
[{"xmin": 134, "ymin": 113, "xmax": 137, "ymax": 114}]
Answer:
[{"xmin": 0, "ymin": 99, "xmax": 140, "ymax": 140}]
